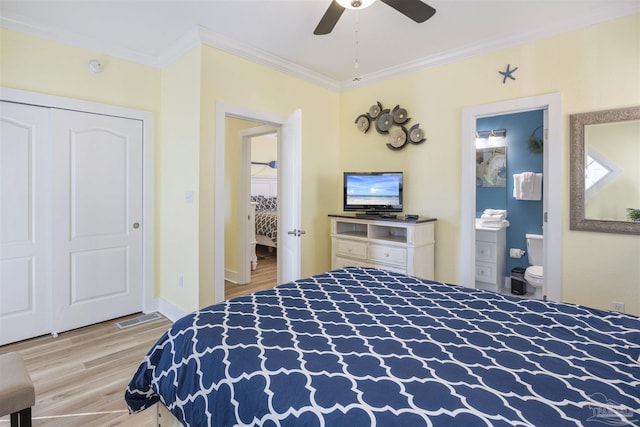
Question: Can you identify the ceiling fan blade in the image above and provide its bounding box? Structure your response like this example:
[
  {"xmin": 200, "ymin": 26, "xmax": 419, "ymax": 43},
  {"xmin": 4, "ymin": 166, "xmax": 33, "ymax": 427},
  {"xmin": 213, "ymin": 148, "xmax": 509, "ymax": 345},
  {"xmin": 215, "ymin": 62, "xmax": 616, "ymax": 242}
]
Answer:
[
  {"xmin": 380, "ymin": 0, "xmax": 436, "ymax": 23},
  {"xmin": 313, "ymin": 1, "xmax": 345, "ymax": 35}
]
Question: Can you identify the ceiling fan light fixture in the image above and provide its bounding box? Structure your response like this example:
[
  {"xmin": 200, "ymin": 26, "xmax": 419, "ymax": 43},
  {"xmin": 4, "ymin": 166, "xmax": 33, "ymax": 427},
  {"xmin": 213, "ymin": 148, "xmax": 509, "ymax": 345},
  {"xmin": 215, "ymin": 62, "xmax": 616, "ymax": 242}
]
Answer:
[
  {"xmin": 314, "ymin": 0, "xmax": 434, "ymax": 35},
  {"xmin": 336, "ymin": 0, "xmax": 377, "ymax": 10}
]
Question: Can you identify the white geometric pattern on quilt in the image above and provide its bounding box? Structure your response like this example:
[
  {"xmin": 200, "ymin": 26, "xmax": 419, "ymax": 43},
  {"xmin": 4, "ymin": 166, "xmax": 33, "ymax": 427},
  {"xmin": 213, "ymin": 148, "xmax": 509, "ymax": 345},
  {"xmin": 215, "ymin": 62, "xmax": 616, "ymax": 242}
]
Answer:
[
  {"xmin": 255, "ymin": 210, "xmax": 277, "ymax": 244},
  {"xmin": 125, "ymin": 267, "xmax": 640, "ymax": 427},
  {"xmin": 263, "ymin": 196, "xmax": 277, "ymax": 211}
]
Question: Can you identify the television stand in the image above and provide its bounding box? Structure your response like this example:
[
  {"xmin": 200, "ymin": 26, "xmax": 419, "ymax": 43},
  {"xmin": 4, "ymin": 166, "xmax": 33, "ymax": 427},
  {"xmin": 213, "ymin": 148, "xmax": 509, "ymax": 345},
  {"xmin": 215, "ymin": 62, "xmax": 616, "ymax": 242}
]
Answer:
[{"xmin": 329, "ymin": 215, "xmax": 437, "ymax": 280}]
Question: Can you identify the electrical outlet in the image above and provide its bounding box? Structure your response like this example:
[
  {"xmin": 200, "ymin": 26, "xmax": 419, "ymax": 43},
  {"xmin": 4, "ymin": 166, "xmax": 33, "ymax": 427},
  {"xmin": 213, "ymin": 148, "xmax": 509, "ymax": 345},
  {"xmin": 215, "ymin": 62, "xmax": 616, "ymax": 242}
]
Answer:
[
  {"xmin": 178, "ymin": 275, "xmax": 184, "ymax": 289},
  {"xmin": 611, "ymin": 301, "xmax": 625, "ymax": 313}
]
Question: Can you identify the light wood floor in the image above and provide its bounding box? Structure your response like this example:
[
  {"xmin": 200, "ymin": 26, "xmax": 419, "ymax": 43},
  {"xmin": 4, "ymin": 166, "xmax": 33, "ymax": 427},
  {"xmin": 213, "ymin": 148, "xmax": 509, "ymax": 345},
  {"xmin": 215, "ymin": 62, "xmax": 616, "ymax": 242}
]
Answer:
[
  {"xmin": 225, "ymin": 245, "xmax": 277, "ymax": 299},
  {"xmin": 0, "ymin": 314, "xmax": 172, "ymax": 426},
  {"xmin": 0, "ymin": 246, "xmax": 277, "ymax": 426}
]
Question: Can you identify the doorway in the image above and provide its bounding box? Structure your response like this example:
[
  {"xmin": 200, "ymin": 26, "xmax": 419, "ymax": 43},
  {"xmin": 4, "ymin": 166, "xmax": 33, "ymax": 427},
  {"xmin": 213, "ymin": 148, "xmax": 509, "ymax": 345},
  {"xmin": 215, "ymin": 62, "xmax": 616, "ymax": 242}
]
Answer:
[
  {"xmin": 214, "ymin": 103, "xmax": 302, "ymax": 304},
  {"xmin": 225, "ymin": 123, "xmax": 278, "ymax": 294},
  {"xmin": 244, "ymin": 127, "xmax": 278, "ymax": 290},
  {"xmin": 475, "ymin": 111, "xmax": 544, "ymax": 296},
  {"xmin": 460, "ymin": 93, "xmax": 562, "ymax": 302}
]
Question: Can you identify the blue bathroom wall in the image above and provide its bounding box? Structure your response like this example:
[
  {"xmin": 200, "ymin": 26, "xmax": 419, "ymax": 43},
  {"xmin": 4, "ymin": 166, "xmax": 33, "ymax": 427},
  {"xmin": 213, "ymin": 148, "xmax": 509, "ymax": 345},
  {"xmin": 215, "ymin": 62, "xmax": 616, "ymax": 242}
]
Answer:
[{"xmin": 476, "ymin": 110, "xmax": 544, "ymax": 276}]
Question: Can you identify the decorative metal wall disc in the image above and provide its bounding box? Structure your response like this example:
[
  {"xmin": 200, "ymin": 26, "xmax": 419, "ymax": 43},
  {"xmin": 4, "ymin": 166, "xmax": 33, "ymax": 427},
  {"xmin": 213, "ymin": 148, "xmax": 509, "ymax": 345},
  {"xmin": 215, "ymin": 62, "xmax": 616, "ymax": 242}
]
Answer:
[
  {"xmin": 355, "ymin": 114, "xmax": 370, "ymax": 132},
  {"xmin": 368, "ymin": 102, "xmax": 382, "ymax": 118},
  {"xmin": 387, "ymin": 127, "xmax": 408, "ymax": 150},
  {"xmin": 392, "ymin": 105, "xmax": 409, "ymax": 124},
  {"xmin": 375, "ymin": 111, "xmax": 393, "ymax": 134},
  {"xmin": 409, "ymin": 123, "xmax": 426, "ymax": 144}
]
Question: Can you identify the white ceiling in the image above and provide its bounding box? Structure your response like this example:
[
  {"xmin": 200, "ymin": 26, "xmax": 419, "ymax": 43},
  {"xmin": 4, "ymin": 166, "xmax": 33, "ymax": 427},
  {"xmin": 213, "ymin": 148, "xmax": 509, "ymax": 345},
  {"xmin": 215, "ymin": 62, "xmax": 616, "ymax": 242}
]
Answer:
[{"xmin": 1, "ymin": 0, "xmax": 638, "ymax": 90}]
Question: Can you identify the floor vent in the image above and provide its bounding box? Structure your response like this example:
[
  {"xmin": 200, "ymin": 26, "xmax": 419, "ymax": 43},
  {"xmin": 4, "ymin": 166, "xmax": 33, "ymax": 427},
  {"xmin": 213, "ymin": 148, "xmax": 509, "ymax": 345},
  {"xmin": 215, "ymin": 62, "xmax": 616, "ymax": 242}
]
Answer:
[{"xmin": 116, "ymin": 312, "xmax": 163, "ymax": 329}]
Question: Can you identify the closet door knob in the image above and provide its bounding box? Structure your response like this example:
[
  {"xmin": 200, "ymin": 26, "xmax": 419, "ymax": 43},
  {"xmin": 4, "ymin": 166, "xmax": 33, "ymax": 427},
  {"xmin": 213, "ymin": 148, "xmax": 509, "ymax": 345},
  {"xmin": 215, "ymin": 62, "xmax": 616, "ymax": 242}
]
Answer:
[{"xmin": 133, "ymin": 222, "xmax": 140, "ymax": 229}]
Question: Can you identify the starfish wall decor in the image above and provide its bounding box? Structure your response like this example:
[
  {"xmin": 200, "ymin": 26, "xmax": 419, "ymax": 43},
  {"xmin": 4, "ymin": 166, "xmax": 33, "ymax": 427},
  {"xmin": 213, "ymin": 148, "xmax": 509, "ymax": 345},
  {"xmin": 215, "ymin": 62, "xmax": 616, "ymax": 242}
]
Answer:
[{"xmin": 499, "ymin": 64, "xmax": 518, "ymax": 84}]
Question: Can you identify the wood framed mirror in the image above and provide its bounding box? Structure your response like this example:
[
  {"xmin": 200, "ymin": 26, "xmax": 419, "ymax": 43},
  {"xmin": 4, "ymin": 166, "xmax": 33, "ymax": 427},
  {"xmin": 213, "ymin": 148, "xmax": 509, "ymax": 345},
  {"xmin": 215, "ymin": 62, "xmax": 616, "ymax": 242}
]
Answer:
[{"xmin": 569, "ymin": 106, "xmax": 640, "ymax": 234}]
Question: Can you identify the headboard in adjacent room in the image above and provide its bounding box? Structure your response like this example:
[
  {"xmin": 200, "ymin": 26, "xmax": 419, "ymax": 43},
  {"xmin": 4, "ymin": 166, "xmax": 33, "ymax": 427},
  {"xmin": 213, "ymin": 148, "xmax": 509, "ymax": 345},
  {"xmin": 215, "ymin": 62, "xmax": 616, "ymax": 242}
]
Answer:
[{"xmin": 251, "ymin": 176, "xmax": 277, "ymax": 197}]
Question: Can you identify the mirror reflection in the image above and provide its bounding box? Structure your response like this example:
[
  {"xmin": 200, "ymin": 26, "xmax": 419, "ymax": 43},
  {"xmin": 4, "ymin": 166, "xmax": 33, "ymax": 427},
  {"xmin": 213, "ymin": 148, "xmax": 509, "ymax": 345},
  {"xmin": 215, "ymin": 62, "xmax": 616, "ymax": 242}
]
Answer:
[{"xmin": 584, "ymin": 119, "xmax": 640, "ymax": 221}]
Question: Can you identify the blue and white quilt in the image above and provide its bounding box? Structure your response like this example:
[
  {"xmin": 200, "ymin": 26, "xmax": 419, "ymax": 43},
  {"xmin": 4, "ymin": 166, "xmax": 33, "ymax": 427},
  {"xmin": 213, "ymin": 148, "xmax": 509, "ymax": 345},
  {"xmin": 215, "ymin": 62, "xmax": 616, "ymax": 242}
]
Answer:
[{"xmin": 125, "ymin": 267, "xmax": 640, "ymax": 427}]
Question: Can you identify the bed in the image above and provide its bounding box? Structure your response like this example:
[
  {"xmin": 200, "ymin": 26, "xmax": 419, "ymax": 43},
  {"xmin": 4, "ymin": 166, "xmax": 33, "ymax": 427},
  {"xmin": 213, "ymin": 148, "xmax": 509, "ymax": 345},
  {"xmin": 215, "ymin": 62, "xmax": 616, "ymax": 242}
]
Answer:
[
  {"xmin": 251, "ymin": 194, "xmax": 278, "ymax": 248},
  {"xmin": 251, "ymin": 175, "xmax": 278, "ymax": 251},
  {"xmin": 125, "ymin": 267, "xmax": 640, "ymax": 427}
]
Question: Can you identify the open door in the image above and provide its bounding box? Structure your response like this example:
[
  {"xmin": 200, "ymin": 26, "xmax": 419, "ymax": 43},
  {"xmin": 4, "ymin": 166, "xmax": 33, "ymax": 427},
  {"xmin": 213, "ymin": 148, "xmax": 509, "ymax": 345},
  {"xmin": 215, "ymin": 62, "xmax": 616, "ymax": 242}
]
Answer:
[{"xmin": 278, "ymin": 109, "xmax": 302, "ymax": 284}]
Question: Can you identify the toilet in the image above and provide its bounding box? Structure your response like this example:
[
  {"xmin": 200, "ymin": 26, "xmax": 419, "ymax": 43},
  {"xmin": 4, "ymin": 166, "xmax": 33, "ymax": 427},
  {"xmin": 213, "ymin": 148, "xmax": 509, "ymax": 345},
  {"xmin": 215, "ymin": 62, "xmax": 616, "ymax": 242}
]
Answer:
[{"xmin": 524, "ymin": 234, "xmax": 544, "ymax": 299}]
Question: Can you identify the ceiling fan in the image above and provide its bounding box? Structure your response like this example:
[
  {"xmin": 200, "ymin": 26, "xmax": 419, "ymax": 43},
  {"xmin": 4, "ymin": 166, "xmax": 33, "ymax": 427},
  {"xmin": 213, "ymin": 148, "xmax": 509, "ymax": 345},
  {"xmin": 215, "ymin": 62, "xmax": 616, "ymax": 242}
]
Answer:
[{"xmin": 314, "ymin": 0, "xmax": 436, "ymax": 35}]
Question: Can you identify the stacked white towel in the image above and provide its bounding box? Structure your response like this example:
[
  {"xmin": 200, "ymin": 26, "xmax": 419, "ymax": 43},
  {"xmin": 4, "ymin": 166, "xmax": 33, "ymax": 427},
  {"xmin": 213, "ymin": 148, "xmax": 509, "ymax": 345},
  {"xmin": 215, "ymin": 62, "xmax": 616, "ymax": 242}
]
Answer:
[
  {"xmin": 483, "ymin": 209, "xmax": 507, "ymax": 216},
  {"xmin": 477, "ymin": 209, "xmax": 509, "ymax": 228},
  {"xmin": 513, "ymin": 172, "xmax": 542, "ymax": 200}
]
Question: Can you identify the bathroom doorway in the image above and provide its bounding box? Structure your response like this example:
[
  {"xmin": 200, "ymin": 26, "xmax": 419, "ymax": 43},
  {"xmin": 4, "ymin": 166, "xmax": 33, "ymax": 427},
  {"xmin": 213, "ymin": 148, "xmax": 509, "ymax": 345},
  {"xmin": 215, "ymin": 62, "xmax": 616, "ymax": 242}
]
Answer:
[
  {"xmin": 475, "ymin": 111, "xmax": 544, "ymax": 297},
  {"xmin": 460, "ymin": 93, "xmax": 562, "ymax": 302}
]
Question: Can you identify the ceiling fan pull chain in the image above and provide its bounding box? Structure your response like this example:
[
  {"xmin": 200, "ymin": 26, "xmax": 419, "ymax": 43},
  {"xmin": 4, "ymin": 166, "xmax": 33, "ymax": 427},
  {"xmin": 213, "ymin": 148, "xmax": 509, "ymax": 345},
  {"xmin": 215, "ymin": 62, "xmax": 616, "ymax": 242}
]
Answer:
[{"xmin": 354, "ymin": 11, "xmax": 360, "ymax": 69}]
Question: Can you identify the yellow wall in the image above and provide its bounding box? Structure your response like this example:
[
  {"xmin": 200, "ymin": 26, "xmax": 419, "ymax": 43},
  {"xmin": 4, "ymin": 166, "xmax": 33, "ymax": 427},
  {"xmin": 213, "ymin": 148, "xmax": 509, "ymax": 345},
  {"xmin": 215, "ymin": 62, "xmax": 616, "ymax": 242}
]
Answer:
[
  {"xmin": 197, "ymin": 46, "xmax": 341, "ymax": 308},
  {"xmin": 340, "ymin": 13, "xmax": 640, "ymax": 314},
  {"xmin": 252, "ymin": 135, "xmax": 278, "ymax": 178},
  {"xmin": 0, "ymin": 28, "xmax": 159, "ymax": 112},
  {"xmin": 2, "ymin": 13, "xmax": 639, "ymax": 316},
  {"xmin": 156, "ymin": 47, "xmax": 202, "ymax": 313}
]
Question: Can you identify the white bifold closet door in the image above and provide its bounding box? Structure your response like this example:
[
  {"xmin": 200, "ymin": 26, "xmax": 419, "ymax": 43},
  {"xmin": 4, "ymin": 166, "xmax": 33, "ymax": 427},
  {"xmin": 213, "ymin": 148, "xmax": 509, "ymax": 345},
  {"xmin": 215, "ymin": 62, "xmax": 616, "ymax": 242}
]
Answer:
[
  {"xmin": 0, "ymin": 102, "xmax": 143, "ymax": 345},
  {"xmin": 51, "ymin": 109, "xmax": 143, "ymax": 333},
  {"xmin": 0, "ymin": 102, "xmax": 52, "ymax": 344}
]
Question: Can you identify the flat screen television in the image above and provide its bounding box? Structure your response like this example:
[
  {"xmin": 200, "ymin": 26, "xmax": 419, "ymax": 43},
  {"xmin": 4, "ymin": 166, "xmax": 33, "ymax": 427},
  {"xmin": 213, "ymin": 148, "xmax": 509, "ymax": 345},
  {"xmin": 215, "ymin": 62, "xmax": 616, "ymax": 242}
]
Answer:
[{"xmin": 343, "ymin": 172, "xmax": 403, "ymax": 214}]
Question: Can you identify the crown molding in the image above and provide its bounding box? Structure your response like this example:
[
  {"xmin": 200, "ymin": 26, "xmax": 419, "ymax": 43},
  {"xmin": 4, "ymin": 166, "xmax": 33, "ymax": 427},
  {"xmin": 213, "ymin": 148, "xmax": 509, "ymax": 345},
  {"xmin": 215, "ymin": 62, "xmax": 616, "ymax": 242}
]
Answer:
[
  {"xmin": 155, "ymin": 27, "xmax": 202, "ymax": 68},
  {"xmin": 340, "ymin": 1, "xmax": 640, "ymax": 90},
  {"xmin": 0, "ymin": 15, "xmax": 341, "ymax": 90},
  {"xmin": 0, "ymin": 16, "xmax": 162, "ymax": 67},
  {"xmin": 2, "ymin": 2, "xmax": 637, "ymax": 93},
  {"xmin": 185, "ymin": 26, "xmax": 342, "ymax": 91}
]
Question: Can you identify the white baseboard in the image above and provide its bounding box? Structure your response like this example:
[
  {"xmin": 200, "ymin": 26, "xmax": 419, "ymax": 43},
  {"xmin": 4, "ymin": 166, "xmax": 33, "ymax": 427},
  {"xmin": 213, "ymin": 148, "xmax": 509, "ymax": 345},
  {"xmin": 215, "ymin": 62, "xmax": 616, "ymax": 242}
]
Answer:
[
  {"xmin": 225, "ymin": 269, "xmax": 239, "ymax": 284},
  {"xmin": 156, "ymin": 298, "xmax": 188, "ymax": 322}
]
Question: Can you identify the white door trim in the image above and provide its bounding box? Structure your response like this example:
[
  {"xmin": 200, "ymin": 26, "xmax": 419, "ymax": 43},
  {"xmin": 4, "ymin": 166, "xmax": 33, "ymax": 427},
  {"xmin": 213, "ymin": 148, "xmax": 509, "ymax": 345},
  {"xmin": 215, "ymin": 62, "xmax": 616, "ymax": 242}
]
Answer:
[
  {"xmin": 215, "ymin": 102, "xmax": 302, "ymax": 303},
  {"xmin": 0, "ymin": 87, "xmax": 156, "ymax": 314},
  {"xmin": 460, "ymin": 92, "xmax": 562, "ymax": 302}
]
